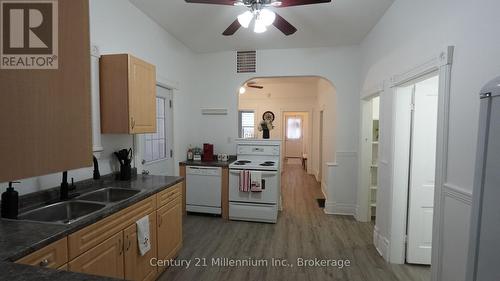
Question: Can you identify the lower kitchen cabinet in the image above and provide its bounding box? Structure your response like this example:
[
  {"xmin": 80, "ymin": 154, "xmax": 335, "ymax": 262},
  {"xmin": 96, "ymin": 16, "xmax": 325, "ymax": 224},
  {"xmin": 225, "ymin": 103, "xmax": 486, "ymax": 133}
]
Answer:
[
  {"xmin": 68, "ymin": 232, "xmax": 124, "ymax": 279},
  {"xmin": 15, "ymin": 183, "xmax": 184, "ymax": 280},
  {"xmin": 124, "ymin": 213, "xmax": 158, "ymax": 281},
  {"xmin": 157, "ymin": 196, "xmax": 183, "ymax": 273},
  {"xmin": 16, "ymin": 237, "xmax": 68, "ymax": 269}
]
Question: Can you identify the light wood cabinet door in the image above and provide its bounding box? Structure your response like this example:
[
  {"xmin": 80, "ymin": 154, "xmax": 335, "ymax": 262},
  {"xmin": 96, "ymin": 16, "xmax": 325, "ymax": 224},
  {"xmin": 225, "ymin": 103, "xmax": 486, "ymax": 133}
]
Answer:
[
  {"xmin": 100, "ymin": 54, "xmax": 156, "ymax": 134},
  {"xmin": 157, "ymin": 197, "xmax": 182, "ymax": 273},
  {"xmin": 128, "ymin": 56, "xmax": 156, "ymax": 134},
  {"xmin": 16, "ymin": 238, "xmax": 68, "ymax": 269},
  {"xmin": 124, "ymin": 213, "xmax": 158, "ymax": 281},
  {"xmin": 0, "ymin": 0, "xmax": 91, "ymax": 182},
  {"xmin": 69, "ymin": 232, "xmax": 124, "ymax": 279},
  {"xmin": 68, "ymin": 195, "xmax": 156, "ymax": 259}
]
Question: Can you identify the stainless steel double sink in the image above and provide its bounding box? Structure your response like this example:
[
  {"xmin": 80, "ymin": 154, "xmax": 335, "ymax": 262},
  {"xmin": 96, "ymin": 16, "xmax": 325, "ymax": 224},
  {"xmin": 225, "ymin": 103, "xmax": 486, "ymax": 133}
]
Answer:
[{"xmin": 18, "ymin": 187, "xmax": 143, "ymax": 225}]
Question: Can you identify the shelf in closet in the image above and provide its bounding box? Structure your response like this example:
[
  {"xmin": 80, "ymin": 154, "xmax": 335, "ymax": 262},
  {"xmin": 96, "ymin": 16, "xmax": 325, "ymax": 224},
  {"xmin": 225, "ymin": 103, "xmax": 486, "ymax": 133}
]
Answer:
[
  {"xmin": 370, "ymin": 186, "xmax": 378, "ymax": 190},
  {"xmin": 370, "ymin": 203, "xmax": 377, "ymax": 207}
]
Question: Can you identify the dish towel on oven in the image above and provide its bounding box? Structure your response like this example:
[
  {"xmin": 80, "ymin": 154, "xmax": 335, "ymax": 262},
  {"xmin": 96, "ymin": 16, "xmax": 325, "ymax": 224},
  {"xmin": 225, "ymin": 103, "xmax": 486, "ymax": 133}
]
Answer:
[
  {"xmin": 136, "ymin": 216, "xmax": 151, "ymax": 256},
  {"xmin": 239, "ymin": 170, "xmax": 250, "ymax": 192},
  {"xmin": 250, "ymin": 171, "xmax": 262, "ymax": 192}
]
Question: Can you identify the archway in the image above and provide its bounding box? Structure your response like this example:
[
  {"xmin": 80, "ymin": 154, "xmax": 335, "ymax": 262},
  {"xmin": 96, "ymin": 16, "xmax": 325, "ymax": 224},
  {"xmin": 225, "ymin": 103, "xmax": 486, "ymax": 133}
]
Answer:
[{"xmin": 236, "ymin": 76, "xmax": 336, "ymax": 186}]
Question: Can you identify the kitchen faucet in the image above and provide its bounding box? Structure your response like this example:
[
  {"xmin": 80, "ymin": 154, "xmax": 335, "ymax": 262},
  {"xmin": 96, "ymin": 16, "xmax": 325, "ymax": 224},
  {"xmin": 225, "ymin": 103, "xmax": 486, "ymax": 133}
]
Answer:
[
  {"xmin": 60, "ymin": 171, "xmax": 78, "ymax": 200},
  {"xmin": 93, "ymin": 156, "xmax": 101, "ymax": 180}
]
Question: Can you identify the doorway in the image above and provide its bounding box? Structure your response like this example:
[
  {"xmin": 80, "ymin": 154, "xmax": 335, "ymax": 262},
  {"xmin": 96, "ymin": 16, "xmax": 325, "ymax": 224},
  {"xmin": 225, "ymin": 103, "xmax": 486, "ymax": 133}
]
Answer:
[
  {"xmin": 318, "ymin": 110, "xmax": 324, "ymax": 182},
  {"xmin": 394, "ymin": 74, "xmax": 439, "ymax": 265},
  {"xmin": 358, "ymin": 95, "xmax": 381, "ymax": 222},
  {"xmin": 135, "ymin": 85, "xmax": 174, "ymax": 176},
  {"xmin": 284, "ymin": 112, "xmax": 306, "ymax": 159}
]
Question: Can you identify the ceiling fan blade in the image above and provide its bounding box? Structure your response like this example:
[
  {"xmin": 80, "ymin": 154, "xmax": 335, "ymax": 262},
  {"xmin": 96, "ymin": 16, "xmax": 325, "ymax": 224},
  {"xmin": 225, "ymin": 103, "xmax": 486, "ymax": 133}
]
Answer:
[
  {"xmin": 185, "ymin": 0, "xmax": 236, "ymax": 5},
  {"xmin": 248, "ymin": 85, "xmax": 264, "ymax": 89},
  {"xmin": 222, "ymin": 19, "xmax": 241, "ymax": 36},
  {"xmin": 273, "ymin": 13, "xmax": 297, "ymax": 36},
  {"xmin": 277, "ymin": 0, "xmax": 331, "ymax": 7}
]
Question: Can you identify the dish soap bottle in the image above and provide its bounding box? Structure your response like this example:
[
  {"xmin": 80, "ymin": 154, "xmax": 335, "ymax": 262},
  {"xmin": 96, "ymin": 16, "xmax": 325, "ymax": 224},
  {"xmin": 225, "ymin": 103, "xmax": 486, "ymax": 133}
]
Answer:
[{"xmin": 1, "ymin": 181, "xmax": 20, "ymax": 219}]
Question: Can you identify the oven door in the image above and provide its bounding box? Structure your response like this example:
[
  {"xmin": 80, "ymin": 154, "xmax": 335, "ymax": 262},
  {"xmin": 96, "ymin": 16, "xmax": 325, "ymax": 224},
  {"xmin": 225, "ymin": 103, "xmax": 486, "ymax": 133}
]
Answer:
[{"xmin": 229, "ymin": 169, "xmax": 278, "ymax": 204}]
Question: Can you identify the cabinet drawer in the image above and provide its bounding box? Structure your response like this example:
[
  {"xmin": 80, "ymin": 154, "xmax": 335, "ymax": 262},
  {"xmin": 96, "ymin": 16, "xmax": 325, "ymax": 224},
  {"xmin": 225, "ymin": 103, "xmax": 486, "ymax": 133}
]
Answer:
[
  {"xmin": 68, "ymin": 195, "xmax": 156, "ymax": 259},
  {"xmin": 16, "ymin": 237, "xmax": 68, "ymax": 269},
  {"xmin": 157, "ymin": 183, "xmax": 182, "ymax": 207}
]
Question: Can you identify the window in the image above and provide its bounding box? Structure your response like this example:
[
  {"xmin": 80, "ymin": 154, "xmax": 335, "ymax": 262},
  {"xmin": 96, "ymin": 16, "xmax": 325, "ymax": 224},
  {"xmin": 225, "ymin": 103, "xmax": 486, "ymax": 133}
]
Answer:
[
  {"xmin": 143, "ymin": 97, "xmax": 167, "ymax": 163},
  {"xmin": 239, "ymin": 110, "xmax": 255, "ymax": 138},
  {"xmin": 287, "ymin": 117, "xmax": 302, "ymax": 139}
]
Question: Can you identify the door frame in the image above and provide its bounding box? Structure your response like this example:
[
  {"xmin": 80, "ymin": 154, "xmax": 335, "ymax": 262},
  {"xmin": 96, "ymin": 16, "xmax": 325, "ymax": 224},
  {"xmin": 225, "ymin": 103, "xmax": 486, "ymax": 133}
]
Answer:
[
  {"xmin": 386, "ymin": 47, "xmax": 454, "ymax": 271},
  {"xmin": 280, "ymin": 108, "xmax": 313, "ymax": 174},
  {"xmin": 357, "ymin": 92, "xmax": 382, "ymax": 222},
  {"xmin": 134, "ymin": 83, "xmax": 174, "ymax": 176},
  {"xmin": 283, "ymin": 112, "xmax": 305, "ymax": 159}
]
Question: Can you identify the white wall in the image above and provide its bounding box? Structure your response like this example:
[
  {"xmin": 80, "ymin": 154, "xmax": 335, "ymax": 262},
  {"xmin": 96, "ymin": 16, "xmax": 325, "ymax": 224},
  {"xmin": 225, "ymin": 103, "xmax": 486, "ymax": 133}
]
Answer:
[
  {"xmin": 0, "ymin": 0, "xmax": 194, "ymax": 195},
  {"xmin": 360, "ymin": 0, "xmax": 500, "ymax": 280},
  {"xmin": 190, "ymin": 47, "xmax": 361, "ymax": 214}
]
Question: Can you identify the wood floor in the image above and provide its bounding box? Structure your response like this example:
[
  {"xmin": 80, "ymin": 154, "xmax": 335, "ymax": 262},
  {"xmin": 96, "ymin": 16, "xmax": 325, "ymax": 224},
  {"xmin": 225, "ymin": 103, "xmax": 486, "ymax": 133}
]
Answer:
[{"xmin": 158, "ymin": 163, "xmax": 430, "ymax": 281}]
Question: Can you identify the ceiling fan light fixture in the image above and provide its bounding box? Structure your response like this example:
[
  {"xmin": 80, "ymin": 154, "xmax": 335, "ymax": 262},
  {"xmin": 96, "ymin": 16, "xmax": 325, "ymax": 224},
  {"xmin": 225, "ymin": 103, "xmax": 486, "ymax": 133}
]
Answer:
[
  {"xmin": 237, "ymin": 11, "xmax": 253, "ymax": 28},
  {"xmin": 260, "ymin": 9, "xmax": 276, "ymax": 26},
  {"xmin": 254, "ymin": 17, "xmax": 267, "ymax": 33}
]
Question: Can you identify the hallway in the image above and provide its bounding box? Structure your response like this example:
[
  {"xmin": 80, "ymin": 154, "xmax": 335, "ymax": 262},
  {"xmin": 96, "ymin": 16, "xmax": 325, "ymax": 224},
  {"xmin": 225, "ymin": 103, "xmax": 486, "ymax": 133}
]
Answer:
[{"xmin": 159, "ymin": 163, "xmax": 430, "ymax": 281}]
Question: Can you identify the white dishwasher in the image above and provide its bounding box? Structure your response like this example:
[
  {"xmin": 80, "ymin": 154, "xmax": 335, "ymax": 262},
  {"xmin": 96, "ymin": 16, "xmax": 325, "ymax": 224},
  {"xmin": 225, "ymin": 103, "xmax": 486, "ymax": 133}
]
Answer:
[{"xmin": 186, "ymin": 166, "xmax": 222, "ymax": 214}]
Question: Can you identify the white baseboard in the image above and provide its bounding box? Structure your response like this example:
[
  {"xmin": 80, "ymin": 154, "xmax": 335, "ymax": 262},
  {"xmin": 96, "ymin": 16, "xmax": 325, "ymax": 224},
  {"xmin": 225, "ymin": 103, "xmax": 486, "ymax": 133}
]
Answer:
[
  {"xmin": 314, "ymin": 169, "xmax": 320, "ymax": 182},
  {"xmin": 373, "ymin": 226, "xmax": 390, "ymax": 261},
  {"xmin": 324, "ymin": 202, "xmax": 356, "ymax": 216},
  {"xmin": 321, "ymin": 182, "xmax": 327, "ymax": 199}
]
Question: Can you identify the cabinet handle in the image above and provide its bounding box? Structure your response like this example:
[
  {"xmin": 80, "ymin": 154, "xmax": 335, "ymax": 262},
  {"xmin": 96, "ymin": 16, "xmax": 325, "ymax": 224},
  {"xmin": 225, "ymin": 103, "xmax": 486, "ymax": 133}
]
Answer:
[
  {"xmin": 39, "ymin": 259, "xmax": 49, "ymax": 267},
  {"xmin": 158, "ymin": 216, "xmax": 162, "ymax": 227},
  {"xmin": 126, "ymin": 236, "xmax": 131, "ymax": 252},
  {"xmin": 119, "ymin": 238, "xmax": 123, "ymax": 256},
  {"xmin": 131, "ymin": 117, "xmax": 135, "ymax": 129}
]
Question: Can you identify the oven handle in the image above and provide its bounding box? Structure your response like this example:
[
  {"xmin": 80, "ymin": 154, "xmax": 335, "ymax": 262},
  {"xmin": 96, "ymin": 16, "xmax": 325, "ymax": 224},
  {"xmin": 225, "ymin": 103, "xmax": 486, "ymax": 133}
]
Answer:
[{"xmin": 229, "ymin": 170, "xmax": 277, "ymax": 176}]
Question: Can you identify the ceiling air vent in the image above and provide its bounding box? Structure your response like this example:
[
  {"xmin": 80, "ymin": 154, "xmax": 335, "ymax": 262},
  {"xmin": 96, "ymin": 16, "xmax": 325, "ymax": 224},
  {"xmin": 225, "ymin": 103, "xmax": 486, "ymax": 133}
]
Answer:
[{"xmin": 237, "ymin": 51, "xmax": 256, "ymax": 73}]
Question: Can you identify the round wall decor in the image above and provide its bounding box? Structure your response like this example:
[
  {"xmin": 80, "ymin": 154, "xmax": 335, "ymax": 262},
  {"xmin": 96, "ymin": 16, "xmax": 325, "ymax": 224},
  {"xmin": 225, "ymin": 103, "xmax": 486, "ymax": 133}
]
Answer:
[{"xmin": 262, "ymin": 111, "xmax": 275, "ymax": 122}]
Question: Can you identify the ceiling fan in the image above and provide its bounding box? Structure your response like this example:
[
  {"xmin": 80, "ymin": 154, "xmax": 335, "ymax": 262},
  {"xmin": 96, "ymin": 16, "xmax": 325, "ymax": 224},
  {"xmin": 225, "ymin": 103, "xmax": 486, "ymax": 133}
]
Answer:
[
  {"xmin": 184, "ymin": 0, "xmax": 332, "ymax": 36},
  {"xmin": 239, "ymin": 81, "xmax": 264, "ymax": 94},
  {"xmin": 246, "ymin": 81, "xmax": 264, "ymax": 89}
]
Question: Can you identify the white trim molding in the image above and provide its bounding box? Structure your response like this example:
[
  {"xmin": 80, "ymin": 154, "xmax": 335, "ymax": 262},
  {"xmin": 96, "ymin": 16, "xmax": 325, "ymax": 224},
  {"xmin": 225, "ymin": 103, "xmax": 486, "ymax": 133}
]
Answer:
[
  {"xmin": 324, "ymin": 151, "xmax": 358, "ymax": 217},
  {"xmin": 379, "ymin": 46, "xmax": 455, "ymax": 271},
  {"xmin": 443, "ymin": 183, "xmax": 473, "ymax": 206},
  {"xmin": 374, "ymin": 226, "xmax": 390, "ymax": 261},
  {"xmin": 324, "ymin": 202, "xmax": 357, "ymax": 216}
]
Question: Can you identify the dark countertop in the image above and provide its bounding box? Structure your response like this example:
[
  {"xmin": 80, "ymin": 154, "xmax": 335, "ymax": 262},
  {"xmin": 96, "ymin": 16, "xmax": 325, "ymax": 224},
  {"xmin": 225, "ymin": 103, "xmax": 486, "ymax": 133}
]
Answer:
[
  {"xmin": 0, "ymin": 261, "xmax": 118, "ymax": 281},
  {"xmin": 0, "ymin": 174, "xmax": 183, "ymax": 280},
  {"xmin": 179, "ymin": 156, "xmax": 236, "ymax": 167}
]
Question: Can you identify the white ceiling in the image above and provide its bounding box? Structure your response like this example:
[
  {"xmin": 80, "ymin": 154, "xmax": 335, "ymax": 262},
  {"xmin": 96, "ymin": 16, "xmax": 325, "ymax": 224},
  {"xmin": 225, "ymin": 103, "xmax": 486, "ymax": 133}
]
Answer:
[{"xmin": 130, "ymin": 0, "xmax": 394, "ymax": 53}]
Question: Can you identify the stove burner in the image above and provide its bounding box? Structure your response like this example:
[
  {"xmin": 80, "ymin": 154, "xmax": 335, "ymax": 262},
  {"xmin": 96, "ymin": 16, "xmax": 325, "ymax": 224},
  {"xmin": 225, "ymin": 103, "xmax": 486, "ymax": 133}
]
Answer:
[
  {"xmin": 260, "ymin": 162, "xmax": 275, "ymax": 167},
  {"xmin": 264, "ymin": 161, "xmax": 275, "ymax": 164},
  {"xmin": 234, "ymin": 160, "xmax": 251, "ymax": 165}
]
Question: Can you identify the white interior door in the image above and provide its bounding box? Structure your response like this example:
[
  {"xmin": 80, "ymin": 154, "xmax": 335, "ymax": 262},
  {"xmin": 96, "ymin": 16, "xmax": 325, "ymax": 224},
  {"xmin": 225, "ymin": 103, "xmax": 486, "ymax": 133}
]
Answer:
[
  {"xmin": 136, "ymin": 85, "xmax": 174, "ymax": 176},
  {"xmin": 406, "ymin": 76, "xmax": 439, "ymax": 264},
  {"xmin": 285, "ymin": 115, "xmax": 303, "ymax": 158}
]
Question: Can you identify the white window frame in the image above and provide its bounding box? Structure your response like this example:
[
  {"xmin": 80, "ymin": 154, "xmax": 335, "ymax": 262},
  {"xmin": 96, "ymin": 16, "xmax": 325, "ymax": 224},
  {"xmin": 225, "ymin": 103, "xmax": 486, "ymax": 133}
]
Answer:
[
  {"xmin": 239, "ymin": 110, "xmax": 255, "ymax": 139},
  {"xmin": 142, "ymin": 96, "xmax": 168, "ymax": 164}
]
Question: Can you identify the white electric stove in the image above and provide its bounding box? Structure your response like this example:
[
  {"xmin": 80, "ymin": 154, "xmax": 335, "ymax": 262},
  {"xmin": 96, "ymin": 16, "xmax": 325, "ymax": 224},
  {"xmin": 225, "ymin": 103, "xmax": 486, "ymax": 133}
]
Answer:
[{"xmin": 228, "ymin": 139, "xmax": 281, "ymax": 223}]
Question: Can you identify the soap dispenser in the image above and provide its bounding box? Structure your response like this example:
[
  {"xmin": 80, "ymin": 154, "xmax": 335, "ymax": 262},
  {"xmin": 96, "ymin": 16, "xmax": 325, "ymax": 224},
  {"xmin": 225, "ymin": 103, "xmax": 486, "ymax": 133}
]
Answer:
[{"xmin": 1, "ymin": 181, "xmax": 20, "ymax": 219}]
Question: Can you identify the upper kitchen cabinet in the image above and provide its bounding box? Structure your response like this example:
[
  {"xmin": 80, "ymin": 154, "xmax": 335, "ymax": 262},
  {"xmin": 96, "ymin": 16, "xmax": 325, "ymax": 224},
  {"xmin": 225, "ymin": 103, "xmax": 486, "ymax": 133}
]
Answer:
[
  {"xmin": 0, "ymin": 0, "xmax": 92, "ymax": 182},
  {"xmin": 100, "ymin": 54, "xmax": 156, "ymax": 134}
]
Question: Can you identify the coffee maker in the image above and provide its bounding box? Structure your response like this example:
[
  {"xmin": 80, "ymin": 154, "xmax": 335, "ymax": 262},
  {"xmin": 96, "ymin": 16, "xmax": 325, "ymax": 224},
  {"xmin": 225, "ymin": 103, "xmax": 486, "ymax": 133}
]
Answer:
[{"xmin": 202, "ymin": 143, "xmax": 214, "ymax": 161}]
